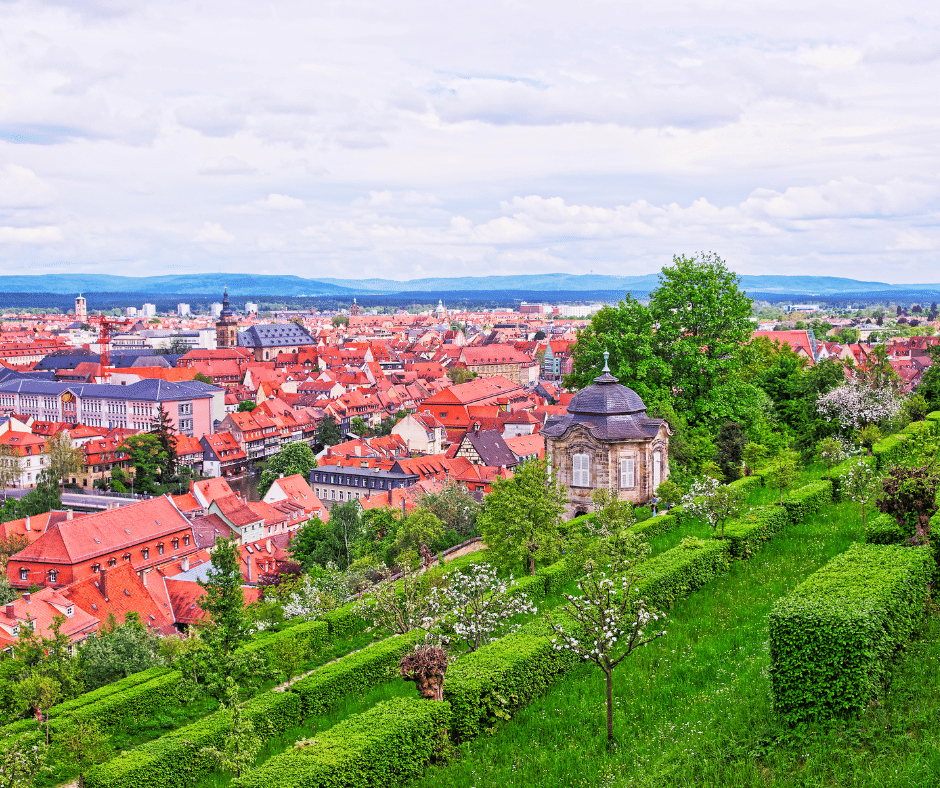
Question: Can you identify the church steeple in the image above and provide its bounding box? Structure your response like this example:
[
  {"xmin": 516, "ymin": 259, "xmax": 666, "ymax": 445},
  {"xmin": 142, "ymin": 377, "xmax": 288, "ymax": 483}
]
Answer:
[{"xmin": 216, "ymin": 286, "xmax": 238, "ymax": 348}]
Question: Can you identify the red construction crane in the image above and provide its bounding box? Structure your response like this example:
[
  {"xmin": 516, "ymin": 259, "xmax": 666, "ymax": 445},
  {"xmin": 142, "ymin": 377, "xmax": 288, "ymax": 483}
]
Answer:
[{"xmin": 85, "ymin": 315, "xmax": 137, "ymax": 383}]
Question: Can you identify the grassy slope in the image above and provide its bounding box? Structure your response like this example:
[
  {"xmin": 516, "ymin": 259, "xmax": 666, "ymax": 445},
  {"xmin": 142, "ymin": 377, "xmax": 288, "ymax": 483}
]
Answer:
[{"xmin": 413, "ymin": 472, "xmax": 940, "ymax": 788}]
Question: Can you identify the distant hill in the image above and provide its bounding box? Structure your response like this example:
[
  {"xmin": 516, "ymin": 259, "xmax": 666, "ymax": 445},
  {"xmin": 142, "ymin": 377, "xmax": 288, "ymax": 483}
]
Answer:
[{"xmin": 0, "ymin": 272, "xmax": 939, "ymax": 299}]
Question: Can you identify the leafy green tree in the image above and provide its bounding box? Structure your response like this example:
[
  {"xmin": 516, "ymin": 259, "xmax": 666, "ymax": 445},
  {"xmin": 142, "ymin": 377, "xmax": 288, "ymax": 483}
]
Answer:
[
  {"xmin": 0, "ymin": 733, "xmax": 47, "ymax": 788},
  {"xmin": 816, "ymin": 437, "xmax": 848, "ymax": 479},
  {"xmin": 0, "ymin": 445, "xmax": 23, "ymax": 497},
  {"xmin": 118, "ymin": 433, "xmax": 168, "ymax": 493},
  {"xmin": 236, "ymin": 400, "xmax": 256, "ymax": 412},
  {"xmin": 715, "ymin": 421, "xmax": 746, "ymax": 482},
  {"xmin": 447, "ymin": 367, "xmax": 477, "ymax": 384},
  {"xmin": 257, "ymin": 441, "xmax": 317, "ymax": 499},
  {"xmin": 350, "ymin": 417, "xmax": 368, "ymax": 437},
  {"xmin": 654, "ymin": 479, "xmax": 683, "ymax": 510},
  {"xmin": 270, "ymin": 637, "xmax": 307, "ymax": 682},
  {"xmin": 742, "ymin": 442, "xmax": 768, "ymax": 476},
  {"xmin": 478, "ymin": 458, "xmax": 567, "ymax": 575},
  {"xmin": 394, "ymin": 509, "xmax": 444, "ymax": 560},
  {"xmin": 79, "ymin": 612, "xmax": 164, "ymax": 690},
  {"xmin": 919, "ymin": 363, "xmax": 940, "ymax": 412},
  {"xmin": 314, "ymin": 416, "xmax": 343, "ymax": 450},
  {"xmin": 766, "ymin": 449, "xmax": 800, "ymax": 505},
  {"xmin": 839, "ymin": 458, "xmax": 880, "ymax": 529},
  {"xmin": 45, "ymin": 432, "xmax": 83, "ymax": 490},
  {"xmin": 415, "ymin": 481, "xmax": 480, "ymax": 537},
  {"xmin": 331, "ymin": 315, "xmax": 349, "ymax": 327},
  {"xmin": 51, "ymin": 719, "xmax": 111, "ymax": 788},
  {"xmin": 194, "ymin": 372, "xmax": 214, "ymax": 385},
  {"xmin": 876, "ymin": 463, "xmax": 940, "ymax": 544},
  {"xmin": 290, "ymin": 501, "xmax": 363, "ymax": 570},
  {"xmin": 649, "ymin": 253, "xmax": 753, "ymax": 422},
  {"xmin": 198, "ymin": 538, "xmax": 249, "ymax": 661},
  {"xmin": 681, "ymin": 478, "xmax": 746, "ymax": 540},
  {"xmin": 199, "ymin": 678, "xmax": 260, "ymax": 778},
  {"xmin": 149, "ymin": 404, "xmax": 178, "ymax": 479},
  {"xmin": 14, "ymin": 672, "xmax": 60, "ymax": 745},
  {"xmin": 565, "ymin": 295, "xmax": 670, "ymax": 407}
]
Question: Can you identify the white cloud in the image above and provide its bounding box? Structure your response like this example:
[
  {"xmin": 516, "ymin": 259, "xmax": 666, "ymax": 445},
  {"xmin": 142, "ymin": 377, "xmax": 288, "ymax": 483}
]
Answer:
[
  {"xmin": 0, "ymin": 226, "xmax": 63, "ymax": 243},
  {"xmin": 256, "ymin": 193, "xmax": 305, "ymax": 210},
  {"xmin": 194, "ymin": 222, "xmax": 234, "ymax": 244},
  {"xmin": 0, "ymin": 165, "xmax": 56, "ymax": 209}
]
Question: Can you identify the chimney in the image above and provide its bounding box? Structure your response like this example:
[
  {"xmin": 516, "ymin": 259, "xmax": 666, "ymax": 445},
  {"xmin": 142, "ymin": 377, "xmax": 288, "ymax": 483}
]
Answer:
[
  {"xmin": 23, "ymin": 593, "xmax": 30, "ymax": 603},
  {"xmin": 142, "ymin": 570, "xmax": 147, "ymax": 588},
  {"xmin": 100, "ymin": 568, "xmax": 108, "ymax": 600},
  {"xmin": 4, "ymin": 604, "xmax": 13, "ymax": 618},
  {"xmin": 181, "ymin": 556, "xmax": 189, "ymax": 571},
  {"xmin": 66, "ymin": 509, "xmax": 73, "ymax": 520},
  {"xmin": 24, "ymin": 515, "xmax": 30, "ymax": 532}
]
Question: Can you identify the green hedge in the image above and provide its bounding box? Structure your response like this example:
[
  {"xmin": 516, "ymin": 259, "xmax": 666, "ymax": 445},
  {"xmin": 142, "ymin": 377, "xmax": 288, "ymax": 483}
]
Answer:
[
  {"xmin": 443, "ymin": 620, "xmax": 576, "ymax": 741},
  {"xmin": 781, "ymin": 480, "xmax": 833, "ymax": 525},
  {"xmin": 723, "ymin": 505, "xmax": 790, "ymax": 558},
  {"xmin": 288, "ymin": 631, "xmax": 418, "ymax": 717},
  {"xmin": 902, "ymin": 419, "xmax": 933, "ymax": 441},
  {"xmin": 926, "ymin": 410, "xmax": 940, "ymax": 434},
  {"xmin": 632, "ymin": 512, "xmax": 680, "ymax": 540},
  {"xmin": 243, "ymin": 619, "xmax": 328, "ymax": 661},
  {"xmin": 633, "ymin": 538, "xmax": 732, "ymax": 610},
  {"xmin": 769, "ymin": 543, "xmax": 934, "ymax": 724},
  {"xmin": 322, "ymin": 605, "xmax": 367, "ymax": 639},
  {"xmin": 864, "ymin": 512, "xmax": 905, "ymax": 545},
  {"xmin": 872, "ymin": 433, "xmax": 909, "ymax": 470},
  {"xmin": 535, "ymin": 558, "xmax": 581, "ymax": 595},
  {"xmin": 232, "ymin": 697, "xmax": 451, "ymax": 788},
  {"xmin": 85, "ymin": 687, "xmax": 303, "ymax": 788},
  {"xmin": 729, "ymin": 475, "xmax": 763, "ymax": 495},
  {"xmin": 48, "ymin": 666, "xmax": 173, "ymax": 720}
]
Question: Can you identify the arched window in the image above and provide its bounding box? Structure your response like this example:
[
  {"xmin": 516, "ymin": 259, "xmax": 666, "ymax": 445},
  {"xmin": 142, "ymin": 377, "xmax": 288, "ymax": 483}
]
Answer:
[
  {"xmin": 19, "ymin": 567, "xmax": 28, "ymax": 581},
  {"xmin": 653, "ymin": 450, "xmax": 662, "ymax": 489},
  {"xmin": 572, "ymin": 453, "xmax": 590, "ymax": 487},
  {"xmin": 48, "ymin": 569, "xmax": 58, "ymax": 584}
]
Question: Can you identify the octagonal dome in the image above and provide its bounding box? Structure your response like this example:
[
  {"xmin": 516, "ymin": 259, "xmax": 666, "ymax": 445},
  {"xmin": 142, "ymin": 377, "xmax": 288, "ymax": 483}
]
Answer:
[{"xmin": 565, "ymin": 370, "xmax": 648, "ymax": 417}]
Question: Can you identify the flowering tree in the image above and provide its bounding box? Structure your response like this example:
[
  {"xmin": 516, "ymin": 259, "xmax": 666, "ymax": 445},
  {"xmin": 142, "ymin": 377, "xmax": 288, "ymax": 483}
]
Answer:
[
  {"xmin": 816, "ymin": 436, "xmax": 853, "ymax": 479},
  {"xmin": 816, "ymin": 382, "xmax": 903, "ymax": 431},
  {"xmin": 355, "ymin": 563, "xmax": 437, "ymax": 635},
  {"xmin": 766, "ymin": 449, "xmax": 800, "ymax": 505},
  {"xmin": 839, "ymin": 458, "xmax": 880, "ymax": 529},
  {"xmin": 428, "ymin": 563, "xmax": 536, "ymax": 653},
  {"xmin": 282, "ymin": 574, "xmax": 343, "ymax": 621},
  {"xmin": 399, "ymin": 645, "xmax": 450, "ymax": 701},
  {"xmin": 680, "ymin": 477, "xmax": 746, "ymax": 539},
  {"xmin": 0, "ymin": 735, "xmax": 46, "ymax": 788},
  {"xmin": 547, "ymin": 533, "xmax": 666, "ymax": 745}
]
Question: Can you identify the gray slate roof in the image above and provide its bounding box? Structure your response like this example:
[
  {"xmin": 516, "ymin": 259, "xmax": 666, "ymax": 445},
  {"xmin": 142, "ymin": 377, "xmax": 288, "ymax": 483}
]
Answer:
[
  {"xmin": 0, "ymin": 377, "xmax": 219, "ymax": 402},
  {"xmin": 541, "ymin": 371, "xmax": 665, "ymax": 442},
  {"xmin": 463, "ymin": 428, "xmax": 519, "ymax": 468},
  {"xmin": 238, "ymin": 323, "xmax": 316, "ymax": 349}
]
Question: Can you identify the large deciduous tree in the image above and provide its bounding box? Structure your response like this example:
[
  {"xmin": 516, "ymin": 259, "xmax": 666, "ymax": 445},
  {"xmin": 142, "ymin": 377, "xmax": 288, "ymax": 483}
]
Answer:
[
  {"xmin": 649, "ymin": 252, "xmax": 754, "ymax": 421},
  {"xmin": 257, "ymin": 441, "xmax": 317, "ymax": 499},
  {"xmin": 478, "ymin": 458, "xmax": 567, "ymax": 575}
]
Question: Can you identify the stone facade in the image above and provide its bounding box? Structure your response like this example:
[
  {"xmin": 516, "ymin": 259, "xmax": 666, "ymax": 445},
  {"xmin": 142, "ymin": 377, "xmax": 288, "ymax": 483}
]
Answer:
[{"xmin": 542, "ymin": 357, "xmax": 670, "ymax": 518}]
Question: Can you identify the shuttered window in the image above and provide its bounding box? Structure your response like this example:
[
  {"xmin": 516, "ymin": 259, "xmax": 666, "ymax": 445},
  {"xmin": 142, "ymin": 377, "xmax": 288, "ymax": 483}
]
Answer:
[
  {"xmin": 572, "ymin": 453, "xmax": 590, "ymax": 487},
  {"xmin": 620, "ymin": 458, "xmax": 635, "ymax": 488}
]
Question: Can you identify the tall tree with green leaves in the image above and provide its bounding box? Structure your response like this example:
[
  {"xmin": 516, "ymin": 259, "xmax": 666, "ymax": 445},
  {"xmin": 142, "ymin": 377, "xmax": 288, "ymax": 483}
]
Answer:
[
  {"xmin": 198, "ymin": 537, "xmax": 248, "ymax": 661},
  {"xmin": 478, "ymin": 458, "xmax": 567, "ymax": 575},
  {"xmin": 314, "ymin": 415, "xmax": 343, "ymax": 450},
  {"xmin": 79, "ymin": 612, "xmax": 165, "ymax": 690},
  {"xmin": 44, "ymin": 432, "xmax": 84, "ymax": 490},
  {"xmin": 257, "ymin": 441, "xmax": 317, "ymax": 498},
  {"xmin": 150, "ymin": 404, "xmax": 178, "ymax": 479},
  {"xmin": 564, "ymin": 295, "xmax": 670, "ymax": 406},
  {"xmin": 117, "ymin": 433, "xmax": 168, "ymax": 493},
  {"xmin": 649, "ymin": 252, "xmax": 754, "ymax": 422}
]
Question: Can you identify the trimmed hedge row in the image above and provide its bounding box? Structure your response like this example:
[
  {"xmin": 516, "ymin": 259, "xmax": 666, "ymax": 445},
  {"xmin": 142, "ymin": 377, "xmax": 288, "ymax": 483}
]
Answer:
[
  {"xmin": 48, "ymin": 665, "xmax": 173, "ymax": 720},
  {"xmin": 864, "ymin": 512, "xmax": 905, "ymax": 545},
  {"xmin": 443, "ymin": 620, "xmax": 577, "ymax": 741},
  {"xmin": 632, "ymin": 512, "xmax": 681, "ymax": 540},
  {"xmin": 85, "ymin": 688, "xmax": 303, "ymax": 788},
  {"xmin": 289, "ymin": 631, "xmax": 418, "ymax": 716},
  {"xmin": 926, "ymin": 410, "xmax": 940, "ymax": 432},
  {"xmin": 322, "ymin": 605, "xmax": 367, "ymax": 639},
  {"xmin": 535, "ymin": 558, "xmax": 581, "ymax": 595},
  {"xmin": 243, "ymin": 619, "xmax": 328, "ymax": 661},
  {"xmin": 769, "ymin": 542, "xmax": 934, "ymax": 723},
  {"xmin": 872, "ymin": 433, "xmax": 909, "ymax": 470},
  {"xmin": 781, "ymin": 480, "xmax": 833, "ymax": 525},
  {"xmin": 723, "ymin": 505, "xmax": 790, "ymax": 558},
  {"xmin": 636, "ymin": 538, "xmax": 732, "ymax": 609},
  {"xmin": 232, "ymin": 696, "xmax": 452, "ymax": 788},
  {"xmin": 729, "ymin": 475, "xmax": 763, "ymax": 495}
]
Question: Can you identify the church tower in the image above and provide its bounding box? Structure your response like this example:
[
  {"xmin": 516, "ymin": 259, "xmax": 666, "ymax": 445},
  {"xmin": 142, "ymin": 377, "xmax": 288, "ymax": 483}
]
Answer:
[
  {"xmin": 75, "ymin": 294, "xmax": 86, "ymax": 320},
  {"xmin": 215, "ymin": 287, "xmax": 238, "ymax": 348}
]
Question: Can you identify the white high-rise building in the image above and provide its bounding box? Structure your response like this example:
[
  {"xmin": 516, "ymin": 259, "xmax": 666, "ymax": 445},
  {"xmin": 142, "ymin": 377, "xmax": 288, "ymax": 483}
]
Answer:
[
  {"xmin": 126, "ymin": 307, "xmax": 138, "ymax": 318},
  {"xmin": 177, "ymin": 303, "xmax": 191, "ymax": 316},
  {"xmin": 210, "ymin": 302, "xmax": 223, "ymax": 318},
  {"xmin": 141, "ymin": 303, "xmax": 156, "ymax": 318},
  {"xmin": 245, "ymin": 301, "xmax": 258, "ymax": 314}
]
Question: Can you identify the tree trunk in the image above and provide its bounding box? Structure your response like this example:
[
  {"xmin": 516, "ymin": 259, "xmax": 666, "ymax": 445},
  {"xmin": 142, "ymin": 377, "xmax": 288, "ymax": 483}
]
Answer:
[
  {"xmin": 605, "ymin": 669, "xmax": 614, "ymax": 744},
  {"xmin": 529, "ymin": 554, "xmax": 536, "ymax": 576}
]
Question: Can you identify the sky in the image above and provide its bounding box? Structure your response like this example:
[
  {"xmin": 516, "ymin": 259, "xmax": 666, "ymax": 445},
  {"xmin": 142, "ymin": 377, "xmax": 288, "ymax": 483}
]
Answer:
[{"xmin": 2, "ymin": 0, "xmax": 940, "ymax": 283}]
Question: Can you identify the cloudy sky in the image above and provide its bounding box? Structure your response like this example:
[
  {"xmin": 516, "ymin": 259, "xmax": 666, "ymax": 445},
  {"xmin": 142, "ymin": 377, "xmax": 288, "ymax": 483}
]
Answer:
[{"xmin": 1, "ymin": 0, "xmax": 939, "ymax": 283}]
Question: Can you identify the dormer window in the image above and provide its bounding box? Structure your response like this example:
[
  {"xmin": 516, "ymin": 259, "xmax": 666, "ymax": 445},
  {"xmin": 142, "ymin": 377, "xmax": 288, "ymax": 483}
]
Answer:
[
  {"xmin": 183, "ymin": 535, "xmax": 190, "ymax": 547},
  {"xmin": 19, "ymin": 567, "xmax": 28, "ymax": 581},
  {"xmin": 123, "ymin": 553, "xmax": 131, "ymax": 562},
  {"xmin": 172, "ymin": 537, "xmax": 180, "ymax": 549},
  {"xmin": 108, "ymin": 557, "xmax": 117, "ymax": 567},
  {"xmin": 91, "ymin": 563, "xmax": 101, "ymax": 573},
  {"xmin": 141, "ymin": 548, "xmax": 149, "ymax": 560},
  {"xmin": 48, "ymin": 569, "xmax": 58, "ymax": 584},
  {"xmin": 65, "ymin": 606, "xmax": 73, "ymax": 617},
  {"xmin": 157, "ymin": 543, "xmax": 164, "ymax": 555}
]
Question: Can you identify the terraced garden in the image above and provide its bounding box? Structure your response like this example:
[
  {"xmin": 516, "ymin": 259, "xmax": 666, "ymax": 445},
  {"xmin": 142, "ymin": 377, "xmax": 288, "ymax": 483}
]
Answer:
[{"xmin": 9, "ymin": 415, "xmax": 935, "ymax": 788}]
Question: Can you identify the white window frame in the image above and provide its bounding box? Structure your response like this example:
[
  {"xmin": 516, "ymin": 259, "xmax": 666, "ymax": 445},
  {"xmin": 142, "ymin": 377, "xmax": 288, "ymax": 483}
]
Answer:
[
  {"xmin": 620, "ymin": 457, "xmax": 635, "ymax": 489},
  {"xmin": 572, "ymin": 452, "xmax": 590, "ymax": 487}
]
